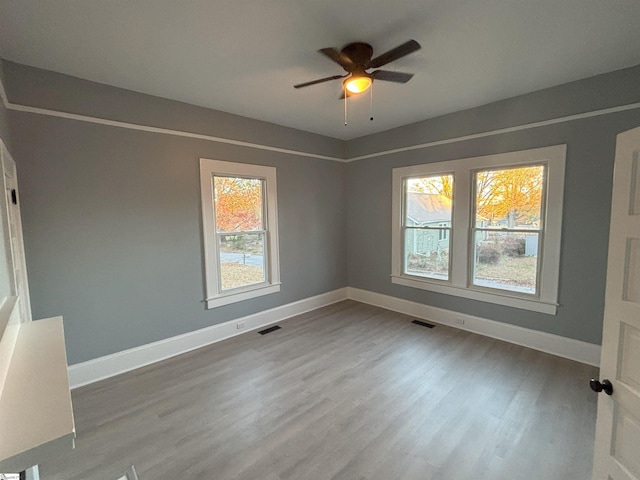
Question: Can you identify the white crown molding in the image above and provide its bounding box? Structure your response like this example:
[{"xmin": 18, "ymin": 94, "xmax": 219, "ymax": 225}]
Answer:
[
  {"xmin": 67, "ymin": 288, "xmax": 349, "ymax": 389},
  {"xmin": 347, "ymin": 287, "xmax": 601, "ymax": 367},
  {"xmin": 2, "ymin": 70, "xmax": 639, "ymax": 164}
]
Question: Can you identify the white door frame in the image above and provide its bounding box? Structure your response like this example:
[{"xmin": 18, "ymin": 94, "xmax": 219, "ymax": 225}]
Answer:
[{"xmin": 0, "ymin": 140, "xmax": 32, "ymax": 323}]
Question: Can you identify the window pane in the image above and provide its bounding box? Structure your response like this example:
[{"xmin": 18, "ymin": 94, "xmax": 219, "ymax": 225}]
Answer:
[
  {"xmin": 472, "ymin": 232, "xmax": 539, "ymax": 294},
  {"xmin": 404, "ymin": 228, "xmax": 450, "ymax": 280},
  {"xmin": 214, "ymin": 176, "xmax": 263, "ymax": 232},
  {"xmin": 475, "ymin": 165, "xmax": 544, "ymax": 228},
  {"xmin": 218, "ymin": 233, "xmax": 265, "ymax": 290},
  {"xmin": 405, "ymin": 175, "xmax": 453, "ymax": 225}
]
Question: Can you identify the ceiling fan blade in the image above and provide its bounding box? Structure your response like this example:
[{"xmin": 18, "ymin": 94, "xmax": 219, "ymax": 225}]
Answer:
[
  {"xmin": 319, "ymin": 47, "xmax": 355, "ymax": 70},
  {"xmin": 367, "ymin": 39, "xmax": 421, "ymax": 69},
  {"xmin": 294, "ymin": 74, "xmax": 347, "ymax": 89},
  {"xmin": 372, "ymin": 70, "xmax": 414, "ymax": 83}
]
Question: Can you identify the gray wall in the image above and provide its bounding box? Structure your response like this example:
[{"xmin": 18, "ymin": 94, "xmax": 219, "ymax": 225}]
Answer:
[
  {"xmin": 5, "ymin": 68, "xmax": 347, "ymax": 365},
  {"xmin": 346, "ymin": 65, "xmax": 640, "ymax": 345},
  {"xmin": 5, "ymin": 59, "xmax": 640, "ymax": 363},
  {"xmin": 346, "ymin": 65, "xmax": 640, "ymax": 159},
  {"xmin": 0, "ymin": 60, "xmax": 11, "ymax": 151},
  {"xmin": 3, "ymin": 61, "xmax": 345, "ymax": 160}
]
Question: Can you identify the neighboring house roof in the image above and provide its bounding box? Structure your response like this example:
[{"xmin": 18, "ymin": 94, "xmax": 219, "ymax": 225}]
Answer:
[{"xmin": 406, "ymin": 193, "xmax": 452, "ymax": 224}]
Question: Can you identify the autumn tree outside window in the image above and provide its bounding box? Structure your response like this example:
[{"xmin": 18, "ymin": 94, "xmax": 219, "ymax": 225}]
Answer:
[
  {"xmin": 391, "ymin": 145, "xmax": 566, "ymax": 315},
  {"xmin": 200, "ymin": 159, "xmax": 280, "ymax": 309}
]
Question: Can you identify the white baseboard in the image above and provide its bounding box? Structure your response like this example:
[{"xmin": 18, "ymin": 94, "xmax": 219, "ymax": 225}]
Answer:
[
  {"xmin": 347, "ymin": 287, "xmax": 601, "ymax": 367},
  {"xmin": 68, "ymin": 288, "xmax": 349, "ymax": 388},
  {"xmin": 69, "ymin": 285, "xmax": 600, "ymax": 389}
]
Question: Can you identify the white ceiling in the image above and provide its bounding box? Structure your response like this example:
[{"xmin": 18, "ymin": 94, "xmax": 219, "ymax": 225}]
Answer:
[{"xmin": 1, "ymin": 0, "xmax": 640, "ymax": 140}]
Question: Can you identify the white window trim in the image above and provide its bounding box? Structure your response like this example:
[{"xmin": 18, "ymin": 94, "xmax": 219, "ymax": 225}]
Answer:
[
  {"xmin": 200, "ymin": 158, "xmax": 281, "ymax": 309},
  {"xmin": 391, "ymin": 145, "xmax": 566, "ymax": 315}
]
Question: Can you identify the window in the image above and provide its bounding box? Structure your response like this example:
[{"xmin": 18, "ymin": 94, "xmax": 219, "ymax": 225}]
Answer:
[
  {"xmin": 471, "ymin": 164, "xmax": 544, "ymax": 295},
  {"xmin": 402, "ymin": 174, "xmax": 453, "ymax": 281},
  {"xmin": 200, "ymin": 159, "xmax": 280, "ymax": 309},
  {"xmin": 391, "ymin": 145, "xmax": 566, "ymax": 314},
  {"xmin": 438, "ymin": 224, "xmax": 449, "ymax": 241}
]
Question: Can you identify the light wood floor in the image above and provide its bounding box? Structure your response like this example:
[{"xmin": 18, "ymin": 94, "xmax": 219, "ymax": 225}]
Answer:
[{"xmin": 40, "ymin": 301, "xmax": 598, "ymax": 480}]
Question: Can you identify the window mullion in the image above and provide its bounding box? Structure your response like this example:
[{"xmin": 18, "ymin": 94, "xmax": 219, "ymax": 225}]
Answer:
[
  {"xmin": 474, "ymin": 228, "xmax": 542, "ymax": 234},
  {"xmin": 405, "ymin": 226, "xmax": 451, "ymax": 232},
  {"xmin": 216, "ymin": 229, "xmax": 267, "ymax": 236},
  {"xmin": 450, "ymin": 168, "xmax": 469, "ymax": 288}
]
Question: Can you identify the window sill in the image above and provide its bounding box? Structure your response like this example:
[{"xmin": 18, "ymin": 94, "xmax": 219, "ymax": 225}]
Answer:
[
  {"xmin": 205, "ymin": 283, "xmax": 281, "ymax": 309},
  {"xmin": 390, "ymin": 275, "xmax": 557, "ymax": 315}
]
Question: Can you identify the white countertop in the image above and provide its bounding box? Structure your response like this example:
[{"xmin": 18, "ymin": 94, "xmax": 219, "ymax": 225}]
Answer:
[{"xmin": 0, "ymin": 316, "xmax": 75, "ymax": 473}]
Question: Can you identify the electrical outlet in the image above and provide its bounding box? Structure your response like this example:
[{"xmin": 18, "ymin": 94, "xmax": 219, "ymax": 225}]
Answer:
[
  {"xmin": 237, "ymin": 321, "xmax": 246, "ymax": 330},
  {"xmin": 454, "ymin": 317, "xmax": 465, "ymax": 326}
]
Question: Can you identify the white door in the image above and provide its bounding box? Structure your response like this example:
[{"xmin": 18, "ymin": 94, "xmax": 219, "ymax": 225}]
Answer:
[{"xmin": 592, "ymin": 126, "xmax": 640, "ymax": 480}]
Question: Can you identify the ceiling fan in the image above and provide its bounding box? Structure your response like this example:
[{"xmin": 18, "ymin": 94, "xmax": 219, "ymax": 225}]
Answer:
[{"xmin": 294, "ymin": 39, "xmax": 421, "ymax": 98}]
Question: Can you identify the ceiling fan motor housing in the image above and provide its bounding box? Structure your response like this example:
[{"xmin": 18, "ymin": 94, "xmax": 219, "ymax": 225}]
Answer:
[{"xmin": 341, "ymin": 42, "xmax": 374, "ymax": 71}]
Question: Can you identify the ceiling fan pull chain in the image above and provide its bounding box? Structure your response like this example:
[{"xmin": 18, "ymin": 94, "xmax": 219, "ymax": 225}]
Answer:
[
  {"xmin": 344, "ymin": 85, "xmax": 348, "ymax": 126},
  {"xmin": 370, "ymin": 82, "xmax": 374, "ymax": 121}
]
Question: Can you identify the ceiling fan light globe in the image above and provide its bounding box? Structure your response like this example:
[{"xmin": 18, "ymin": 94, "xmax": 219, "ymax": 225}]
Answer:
[{"xmin": 345, "ymin": 76, "xmax": 372, "ymax": 94}]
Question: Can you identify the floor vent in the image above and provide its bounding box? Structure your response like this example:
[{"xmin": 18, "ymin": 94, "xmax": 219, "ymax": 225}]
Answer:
[
  {"xmin": 411, "ymin": 319, "xmax": 435, "ymax": 328},
  {"xmin": 258, "ymin": 325, "xmax": 282, "ymax": 335}
]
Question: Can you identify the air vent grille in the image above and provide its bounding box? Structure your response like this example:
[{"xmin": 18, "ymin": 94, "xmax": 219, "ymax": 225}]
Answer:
[
  {"xmin": 411, "ymin": 319, "xmax": 435, "ymax": 328},
  {"xmin": 258, "ymin": 325, "xmax": 282, "ymax": 335}
]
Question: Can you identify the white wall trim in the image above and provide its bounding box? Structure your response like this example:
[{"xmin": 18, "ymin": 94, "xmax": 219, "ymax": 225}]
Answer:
[
  {"xmin": 347, "ymin": 287, "xmax": 601, "ymax": 367},
  {"xmin": 1, "ymin": 71, "xmax": 639, "ymax": 163},
  {"xmin": 67, "ymin": 287, "xmax": 349, "ymax": 389}
]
